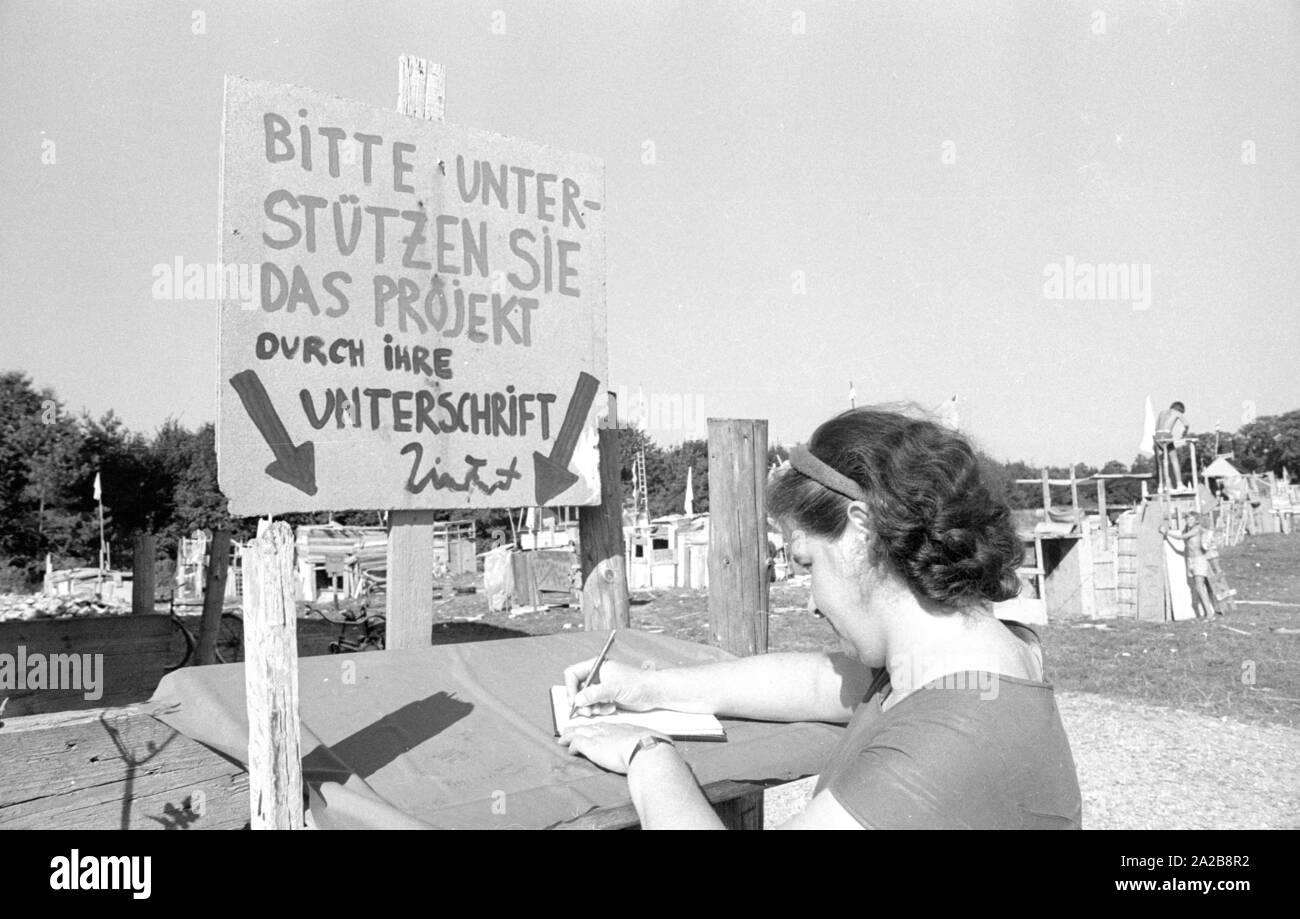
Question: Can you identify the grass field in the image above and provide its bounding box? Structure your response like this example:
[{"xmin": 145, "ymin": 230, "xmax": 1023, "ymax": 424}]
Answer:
[{"xmin": 402, "ymin": 532, "xmax": 1300, "ymax": 730}]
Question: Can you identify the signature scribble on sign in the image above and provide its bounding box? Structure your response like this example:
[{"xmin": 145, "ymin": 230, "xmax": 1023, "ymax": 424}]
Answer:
[{"xmin": 401, "ymin": 445, "xmax": 523, "ymax": 495}]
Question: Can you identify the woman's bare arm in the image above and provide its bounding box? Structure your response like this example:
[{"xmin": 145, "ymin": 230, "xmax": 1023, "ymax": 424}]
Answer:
[{"xmin": 568, "ymin": 651, "xmax": 875, "ymax": 723}]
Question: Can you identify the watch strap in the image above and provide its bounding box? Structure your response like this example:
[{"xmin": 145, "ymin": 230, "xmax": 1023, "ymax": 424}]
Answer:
[{"xmin": 628, "ymin": 734, "xmax": 675, "ymax": 768}]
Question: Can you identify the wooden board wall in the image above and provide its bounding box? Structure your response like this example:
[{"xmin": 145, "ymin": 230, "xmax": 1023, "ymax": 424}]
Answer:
[{"xmin": 0, "ymin": 615, "xmax": 173, "ymax": 716}]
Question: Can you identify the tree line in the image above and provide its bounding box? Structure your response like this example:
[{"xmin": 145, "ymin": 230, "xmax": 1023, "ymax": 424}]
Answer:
[{"xmin": 2, "ymin": 369, "xmax": 1296, "ymax": 590}]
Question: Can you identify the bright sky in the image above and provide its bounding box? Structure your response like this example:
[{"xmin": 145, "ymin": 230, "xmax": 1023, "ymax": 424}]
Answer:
[{"xmin": 2, "ymin": 0, "xmax": 1296, "ymax": 468}]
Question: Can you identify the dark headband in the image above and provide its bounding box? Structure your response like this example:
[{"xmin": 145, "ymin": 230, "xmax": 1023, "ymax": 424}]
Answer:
[{"xmin": 788, "ymin": 444, "xmax": 868, "ymax": 503}]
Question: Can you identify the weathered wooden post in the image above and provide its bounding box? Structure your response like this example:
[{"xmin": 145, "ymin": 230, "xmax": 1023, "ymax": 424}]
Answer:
[
  {"xmin": 195, "ymin": 529, "xmax": 231, "ymax": 666},
  {"xmin": 241, "ymin": 521, "xmax": 303, "ymax": 829},
  {"xmin": 131, "ymin": 533, "xmax": 155, "ymax": 616},
  {"xmin": 707, "ymin": 419, "xmax": 769, "ymax": 656},
  {"xmin": 579, "ymin": 428, "xmax": 630, "ymax": 630},
  {"xmin": 385, "ymin": 56, "xmax": 448, "ymax": 651},
  {"xmin": 707, "ymin": 418, "xmax": 770, "ymax": 829}
]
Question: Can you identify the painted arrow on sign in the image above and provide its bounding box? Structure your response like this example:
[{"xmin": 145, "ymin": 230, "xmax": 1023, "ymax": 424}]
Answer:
[
  {"xmin": 533, "ymin": 371, "xmax": 600, "ymax": 505},
  {"xmin": 229, "ymin": 369, "xmax": 318, "ymax": 496}
]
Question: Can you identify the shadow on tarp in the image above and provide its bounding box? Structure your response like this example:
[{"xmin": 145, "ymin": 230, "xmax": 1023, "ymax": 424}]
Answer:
[
  {"xmin": 429, "ymin": 621, "xmax": 531, "ymax": 644},
  {"xmin": 303, "ymin": 691, "xmax": 473, "ymax": 784}
]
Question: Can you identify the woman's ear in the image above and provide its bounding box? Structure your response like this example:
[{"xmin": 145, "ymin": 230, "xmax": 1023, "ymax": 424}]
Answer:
[
  {"xmin": 845, "ymin": 501, "xmax": 872, "ymax": 541},
  {"xmin": 845, "ymin": 501, "xmax": 883, "ymax": 567}
]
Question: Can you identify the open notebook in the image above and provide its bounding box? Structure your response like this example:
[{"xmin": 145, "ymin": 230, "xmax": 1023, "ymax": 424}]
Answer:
[{"xmin": 549, "ymin": 686, "xmax": 726, "ymax": 741}]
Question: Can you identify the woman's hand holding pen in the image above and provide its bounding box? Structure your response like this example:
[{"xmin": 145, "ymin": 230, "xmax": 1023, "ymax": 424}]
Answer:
[{"xmin": 563, "ymin": 657, "xmax": 656, "ymax": 716}]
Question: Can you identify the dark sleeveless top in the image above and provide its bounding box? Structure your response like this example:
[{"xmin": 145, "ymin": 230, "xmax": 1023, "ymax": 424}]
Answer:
[{"xmin": 813, "ymin": 624, "xmax": 1082, "ymax": 829}]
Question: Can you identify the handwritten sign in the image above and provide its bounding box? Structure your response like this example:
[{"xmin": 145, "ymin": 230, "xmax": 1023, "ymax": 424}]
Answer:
[{"xmin": 217, "ymin": 77, "xmax": 606, "ymax": 516}]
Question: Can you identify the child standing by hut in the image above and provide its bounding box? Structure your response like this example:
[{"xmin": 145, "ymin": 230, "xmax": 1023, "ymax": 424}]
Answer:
[{"xmin": 1160, "ymin": 511, "xmax": 1222, "ymax": 618}]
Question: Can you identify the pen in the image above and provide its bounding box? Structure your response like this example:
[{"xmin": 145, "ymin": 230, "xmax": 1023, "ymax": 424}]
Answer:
[{"xmin": 569, "ymin": 630, "xmax": 617, "ymax": 720}]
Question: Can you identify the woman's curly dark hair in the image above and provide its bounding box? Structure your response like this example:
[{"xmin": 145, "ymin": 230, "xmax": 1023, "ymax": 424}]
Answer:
[{"xmin": 768, "ymin": 407, "xmax": 1023, "ymax": 607}]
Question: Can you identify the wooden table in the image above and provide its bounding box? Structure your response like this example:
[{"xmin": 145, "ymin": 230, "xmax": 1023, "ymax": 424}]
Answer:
[{"xmin": 2, "ymin": 631, "xmax": 844, "ymax": 829}]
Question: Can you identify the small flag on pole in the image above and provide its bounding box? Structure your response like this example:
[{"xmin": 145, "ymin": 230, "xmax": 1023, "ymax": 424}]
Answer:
[
  {"xmin": 1138, "ymin": 395, "xmax": 1156, "ymax": 457},
  {"xmin": 684, "ymin": 465, "xmax": 694, "ymax": 516},
  {"xmin": 93, "ymin": 471, "xmax": 102, "ymax": 502},
  {"xmin": 848, "ymin": 381, "xmax": 857, "ymax": 408}
]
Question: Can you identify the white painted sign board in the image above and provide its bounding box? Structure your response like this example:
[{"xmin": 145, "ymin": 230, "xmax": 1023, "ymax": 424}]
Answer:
[{"xmin": 217, "ymin": 77, "xmax": 606, "ymax": 516}]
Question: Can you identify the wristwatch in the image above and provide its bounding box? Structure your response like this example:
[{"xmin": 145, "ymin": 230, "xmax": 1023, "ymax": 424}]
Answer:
[{"xmin": 628, "ymin": 734, "xmax": 675, "ymax": 768}]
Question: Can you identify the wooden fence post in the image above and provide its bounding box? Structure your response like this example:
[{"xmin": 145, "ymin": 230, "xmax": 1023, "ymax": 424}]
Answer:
[
  {"xmin": 579, "ymin": 429, "xmax": 630, "ymax": 630},
  {"xmin": 706, "ymin": 418, "xmax": 769, "ymax": 829},
  {"xmin": 195, "ymin": 529, "xmax": 231, "ymax": 666},
  {"xmin": 241, "ymin": 521, "xmax": 303, "ymax": 829},
  {"xmin": 131, "ymin": 533, "xmax": 155, "ymax": 616},
  {"xmin": 385, "ymin": 54, "xmax": 448, "ymax": 650},
  {"xmin": 707, "ymin": 419, "xmax": 769, "ymax": 656}
]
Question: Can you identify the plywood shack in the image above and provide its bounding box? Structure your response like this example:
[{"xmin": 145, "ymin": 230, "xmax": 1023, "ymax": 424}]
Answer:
[
  {"xmin": 295, "ymin": 521, "xmax": 476, "ymax": 601},
  {"xmin": 174, "ymin": 530, "xmax": 242, "ymax": 603},
  {"xmin": 624, "ymin": 514, "xmax": 709, "ymax": 590},
  {"xmin": 1011, "ymin": 468, "xmax": 1167, "ymax": 621}
]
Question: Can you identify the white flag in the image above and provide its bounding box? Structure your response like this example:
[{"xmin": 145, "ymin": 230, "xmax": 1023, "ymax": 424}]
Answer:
[
  {"xmin": 848, "ymin": 381, "xmax": 857, "ymax": 407},
  {"xmin": 684, "ymin": 465, "xmax": 694, "ymax": 516},
  {"xmin": 1137, "ymin": 395, "xmax": 1155, "ymax": 457},
  {"xmin": 93, "ymin": 471, "xmax": 102, "ymax": 502}
]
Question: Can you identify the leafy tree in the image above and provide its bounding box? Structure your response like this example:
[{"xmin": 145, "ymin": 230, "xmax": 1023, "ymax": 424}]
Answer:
[
  {"xmin": 0, "ymin": 372, "xmax": 93, "ymax": 568},
  {"xmin": 1231, "ymin": 410, "xmax": 1300, "ymax": 476}
]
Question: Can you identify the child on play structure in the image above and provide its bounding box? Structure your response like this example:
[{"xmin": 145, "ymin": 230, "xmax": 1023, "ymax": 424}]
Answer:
[
  {"xmin": 1153, "ymin": 401, "xmax": 1189, "ymax": 492},
  {"xmin": 1160, "ymin": 511, "xmax": 1222, "ymax": 618}
]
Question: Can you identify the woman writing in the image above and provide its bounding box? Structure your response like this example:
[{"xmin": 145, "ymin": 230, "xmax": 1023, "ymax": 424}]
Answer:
[{"xmin": 558, "ymin": 408, "xmax": 1082, "ymax": 829}]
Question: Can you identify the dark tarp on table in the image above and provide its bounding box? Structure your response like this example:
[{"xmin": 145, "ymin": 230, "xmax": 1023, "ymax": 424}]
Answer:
[{"xmin": 149, "ymin": 630, "xmax": 846, "ymax": 828}]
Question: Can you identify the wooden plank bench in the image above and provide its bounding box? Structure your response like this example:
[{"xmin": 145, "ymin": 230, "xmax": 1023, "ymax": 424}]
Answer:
[{"xmin": 0, "ymin": 704, "xmax": 249, "ymax": 829}]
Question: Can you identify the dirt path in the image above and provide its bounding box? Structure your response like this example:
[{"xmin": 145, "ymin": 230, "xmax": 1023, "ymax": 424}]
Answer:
[
  {"xmin": 762, "ymin": 691, "xmax": 1300, "ymax": 828},
  {"xmin": 1056, "ymin": 691, "xmax": 1300, "ymax": 829}
]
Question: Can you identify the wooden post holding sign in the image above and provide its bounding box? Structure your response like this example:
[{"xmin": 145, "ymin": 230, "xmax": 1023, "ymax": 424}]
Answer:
[
  {"xmin": 579, "ymin": 428, "xmax": 630, "ymax": 630},
  {"xmin": 387, "ymin": 57, "xmax": 448, "ymax": 649},
  {"xmin": 215, "ymin": 58, "xmax": 609, "ymax": 653},
  {"xmin": 240, "ymin": 521, "xmax": 303, "ymax": 829},
  {"xmin": 195, "ymin": 529, "xmax": 231, "ymax": 665},
  {"xmin": 706, "ymin": 418, "xmax": 770, "ymax": 830},
  {"xmin": 131, "ymin": 533, "xmax": 155, "ymax": 616}
]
